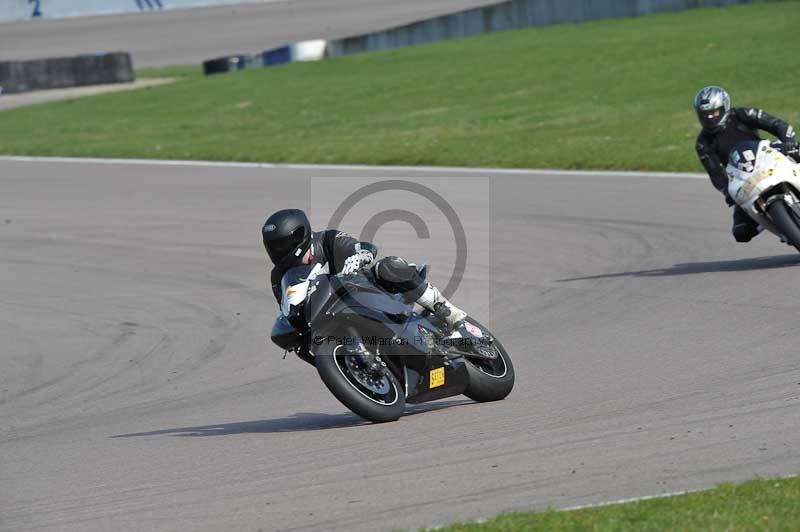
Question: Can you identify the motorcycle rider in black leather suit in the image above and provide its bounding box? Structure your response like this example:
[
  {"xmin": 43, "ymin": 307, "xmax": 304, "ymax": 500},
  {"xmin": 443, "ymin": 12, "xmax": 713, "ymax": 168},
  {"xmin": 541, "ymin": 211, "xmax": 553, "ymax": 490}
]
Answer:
[
  {"xmin": 694, "ymin": 86, "xmax": 799, "ymax": 242},
  {"xmin": 263, "ymin": 208, "xmax": 467, "ymax": 331}
]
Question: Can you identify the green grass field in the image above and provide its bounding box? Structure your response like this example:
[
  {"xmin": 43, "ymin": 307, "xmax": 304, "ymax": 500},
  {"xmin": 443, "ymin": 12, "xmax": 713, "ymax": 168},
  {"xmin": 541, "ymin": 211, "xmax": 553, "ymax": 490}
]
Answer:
[
  {"xmin": 0, "ymin": 2, "xmax": 798, "ymax": 171},
  {"xmin": 429, "ymin": 476, "xmax": 800, "ymax": 531}
]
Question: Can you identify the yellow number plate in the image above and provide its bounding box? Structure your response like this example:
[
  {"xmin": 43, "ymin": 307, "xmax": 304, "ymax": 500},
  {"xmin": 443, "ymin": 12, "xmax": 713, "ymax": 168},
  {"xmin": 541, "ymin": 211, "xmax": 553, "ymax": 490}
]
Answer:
[{"xmin": 429, "ymin": 367, "xmax": 445, "ymax": 388}]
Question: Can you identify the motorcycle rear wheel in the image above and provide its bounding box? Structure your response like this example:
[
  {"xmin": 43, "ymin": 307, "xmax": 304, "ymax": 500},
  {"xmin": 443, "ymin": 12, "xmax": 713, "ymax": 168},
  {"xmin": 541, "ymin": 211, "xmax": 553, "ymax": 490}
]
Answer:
[{"xmin": 461, "ymin": 318, "xmax": 515, "ymax": 403}]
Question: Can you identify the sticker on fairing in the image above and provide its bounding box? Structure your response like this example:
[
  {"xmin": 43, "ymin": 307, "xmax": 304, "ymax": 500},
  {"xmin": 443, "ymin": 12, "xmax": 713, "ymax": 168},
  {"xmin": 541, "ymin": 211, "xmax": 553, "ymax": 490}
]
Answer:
[
  {"xmin": 744, "ymin": 150, "xmax": 755, "ymax": 161},
  {"xmin": 286, "ymin": 283, "xmax": 308, "ymax": 306},
  {"xmin": 465, "ymin": 322, "xmax": 483, "ymax": 338},
  {"xmin": 429, "ymin": 367, "xmax": 445, "ymax": 388}
]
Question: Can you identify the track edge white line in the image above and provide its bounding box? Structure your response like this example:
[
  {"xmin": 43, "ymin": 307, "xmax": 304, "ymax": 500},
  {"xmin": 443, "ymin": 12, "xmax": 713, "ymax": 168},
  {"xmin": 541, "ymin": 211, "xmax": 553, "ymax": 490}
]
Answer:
[
  {"xmin": 0, "ymin": 155, "xmax": 706, "ymax": 179},
  {"xmin": 420, "ymin": 474, "xmax": 799, "ymax": 531}
]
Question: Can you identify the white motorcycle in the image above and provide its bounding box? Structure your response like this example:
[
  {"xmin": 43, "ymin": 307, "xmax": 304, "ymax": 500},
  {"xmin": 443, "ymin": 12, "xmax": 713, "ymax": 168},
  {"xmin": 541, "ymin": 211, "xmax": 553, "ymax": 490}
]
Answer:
[{"xmin": 727, "ymin": 139, "xmax": 800, "ymax": 250}]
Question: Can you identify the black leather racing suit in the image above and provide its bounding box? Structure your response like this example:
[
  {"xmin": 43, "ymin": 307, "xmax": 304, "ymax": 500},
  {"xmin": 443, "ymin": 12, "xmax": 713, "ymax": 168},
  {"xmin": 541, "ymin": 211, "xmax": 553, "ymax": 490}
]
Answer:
[
  {"xmin": 270, "ymin": 229, "xmax": 366, "ymax": 303},
  {"xmin": 270, "ymin": 230, "xmax": 427, "ymax": 305},
  {"xmin": 270, "ymin": 230, "xmax": 368, "ymax": 365},
  {"xmin": 696, "ymin": 107, "xmax": 797, "ymax": 242},
  {"xmin": 270, "ymin": 230, "xmax": 428, "ymax": 365}
]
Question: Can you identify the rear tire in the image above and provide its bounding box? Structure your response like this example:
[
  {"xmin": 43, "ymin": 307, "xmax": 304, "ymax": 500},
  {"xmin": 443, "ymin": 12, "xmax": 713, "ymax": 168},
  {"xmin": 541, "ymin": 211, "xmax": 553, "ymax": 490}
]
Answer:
[
  {"xmin": 766, "ymin": 200, "xmax": 800, "ymax": 250},
  {"xmin": 461, "ymin": 318, "xmax": 515, "ymax": 403},
  {"xmin": 315, "ymin": 342, "xmax": 405, "ymax": 423}
]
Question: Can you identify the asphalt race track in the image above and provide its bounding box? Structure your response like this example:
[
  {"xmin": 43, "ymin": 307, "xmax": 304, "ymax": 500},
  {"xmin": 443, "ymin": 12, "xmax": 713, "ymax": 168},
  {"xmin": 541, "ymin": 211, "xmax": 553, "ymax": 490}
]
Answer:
[
  {"xmin": 2, "ymin": 157, "xmax": 799, "ymax": 531},
  {"xmin": 0, "ymin": 0, "xmax": 502, "ymax": 68}
]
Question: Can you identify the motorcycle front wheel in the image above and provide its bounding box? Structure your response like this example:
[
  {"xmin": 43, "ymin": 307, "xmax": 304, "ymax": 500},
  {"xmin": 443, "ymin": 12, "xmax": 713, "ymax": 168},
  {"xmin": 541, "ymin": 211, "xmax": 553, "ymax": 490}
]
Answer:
[
  {"xmin": 315, "ymin": 341, "xmax": 405, "ymax": 423},
  {"xmin": 767, "ymin": 200, "xmax": 800, "ymax": 251}
]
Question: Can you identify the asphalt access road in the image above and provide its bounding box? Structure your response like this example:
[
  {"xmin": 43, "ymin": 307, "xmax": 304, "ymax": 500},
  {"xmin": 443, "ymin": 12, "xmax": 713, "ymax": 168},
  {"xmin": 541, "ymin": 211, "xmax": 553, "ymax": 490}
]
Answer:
[
  {"xmin": 2, "ymin": 158, "xmax": 799, "ymax": 532},
  {"xmin": 0, "ymin": 0, "xmax": 502, "ymax": 68}
]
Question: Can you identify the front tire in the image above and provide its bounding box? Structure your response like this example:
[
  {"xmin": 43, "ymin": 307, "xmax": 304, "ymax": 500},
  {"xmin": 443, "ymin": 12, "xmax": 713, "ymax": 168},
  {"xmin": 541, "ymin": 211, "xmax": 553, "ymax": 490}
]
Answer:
[
  {"xmin": 767, "ymin": 200, "xmax": 800, "ymax": 250},
  {"xmin": 315, "ymin": 342, "xmax": 405, "ymax": 423},
  {"xmin": 461, "ymin": 318, "xmax": 515, "ymax": 402}
]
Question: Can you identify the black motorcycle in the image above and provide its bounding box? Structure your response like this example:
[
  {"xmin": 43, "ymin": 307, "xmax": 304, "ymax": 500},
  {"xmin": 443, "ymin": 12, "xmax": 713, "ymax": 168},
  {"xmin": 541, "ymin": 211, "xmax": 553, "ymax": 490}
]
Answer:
[{"xmin": 270, "ymin": 252, "xmax": 514, "ymax": 423}]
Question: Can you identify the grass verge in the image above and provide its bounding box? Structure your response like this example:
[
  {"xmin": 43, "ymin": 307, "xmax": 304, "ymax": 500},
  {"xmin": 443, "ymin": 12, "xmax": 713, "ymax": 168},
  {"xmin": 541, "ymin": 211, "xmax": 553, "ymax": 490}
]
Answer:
[
  {"xmin": 428, "ymin": 476, "xmax": 800, "ymax": 531},
  {"xmin": 0, "ymin": 2, "xmax": 798, "ymax": 170}
]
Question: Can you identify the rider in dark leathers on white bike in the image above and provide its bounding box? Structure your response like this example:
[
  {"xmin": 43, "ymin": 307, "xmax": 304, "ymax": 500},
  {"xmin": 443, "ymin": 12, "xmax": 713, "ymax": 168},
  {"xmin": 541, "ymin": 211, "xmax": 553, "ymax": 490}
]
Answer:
[{"xmin": 694, "ymin": 86, "xmax": 799, "ymax": 242}]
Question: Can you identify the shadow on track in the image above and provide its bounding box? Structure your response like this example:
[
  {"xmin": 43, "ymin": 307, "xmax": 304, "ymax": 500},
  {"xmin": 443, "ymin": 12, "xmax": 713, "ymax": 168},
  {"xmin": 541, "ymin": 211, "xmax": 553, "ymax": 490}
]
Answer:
[
  {"xmin": 557, "ymin": 254, "xmax": 800, "ymax": 282},
  {"xmin": 111, "ymin": 399, "xmax": 472, "ymax": 438}
]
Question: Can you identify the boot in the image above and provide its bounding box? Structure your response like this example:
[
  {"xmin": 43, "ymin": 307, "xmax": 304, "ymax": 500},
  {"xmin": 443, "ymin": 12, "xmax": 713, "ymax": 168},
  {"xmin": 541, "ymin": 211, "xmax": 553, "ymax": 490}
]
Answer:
[{"xmin": 416, "ymin": 283, "xmax": 467, "ymax": 329}]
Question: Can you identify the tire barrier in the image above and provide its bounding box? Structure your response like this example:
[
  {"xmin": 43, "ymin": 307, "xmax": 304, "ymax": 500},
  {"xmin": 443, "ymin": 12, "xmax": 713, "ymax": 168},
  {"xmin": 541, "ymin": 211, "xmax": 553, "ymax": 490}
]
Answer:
[
  {"xmin": 0, "ymin": 52, "xmax": 133, "ymax": 95},
  {"xmin": 262, "ymin": 40, "xmax": 327, "ymax": 67},
  {"xmin": 202, "ymin": 54, "xmax": 261, "ymax": 76},
  {"xmin": 202, "ymin": 40, "xmax": 327, "ymax": 76},
  {"xmin": 325, "ymin": 0, "xmax": 781, "ymax": 57}
]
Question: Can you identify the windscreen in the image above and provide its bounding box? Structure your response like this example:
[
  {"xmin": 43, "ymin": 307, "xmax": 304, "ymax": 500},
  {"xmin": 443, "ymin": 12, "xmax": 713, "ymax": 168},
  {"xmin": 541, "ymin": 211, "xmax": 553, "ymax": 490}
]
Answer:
[
  {"xmin": 728, "ymin": 141, "xmax": 762, "ymax": 174},
  {"xmin": 280, "ymin": 263, "xmax": 322, "ymax": 316}
]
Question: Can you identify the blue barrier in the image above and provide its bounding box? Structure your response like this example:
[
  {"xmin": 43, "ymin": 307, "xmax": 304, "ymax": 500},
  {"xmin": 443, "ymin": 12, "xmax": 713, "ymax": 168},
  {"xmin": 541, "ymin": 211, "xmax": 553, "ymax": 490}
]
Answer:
[
  {"xmin": 262, "ymin": 46, "xmax": 292, "ymax": 67},
  {"xmin": 202, "ymin": 41, "xmax": 327, "ymax": 76}
]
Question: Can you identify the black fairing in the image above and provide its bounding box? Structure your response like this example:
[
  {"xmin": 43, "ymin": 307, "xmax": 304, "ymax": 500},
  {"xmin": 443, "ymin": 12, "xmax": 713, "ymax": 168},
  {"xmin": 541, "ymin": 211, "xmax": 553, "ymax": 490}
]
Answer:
[
  {"xmin": 325, "ymin": 272, "xmax": 412, "ymax": 323},
  {"xmin": 271, "ymin": 314, "xmax": 302, "ymax": 351},
  {"xmin": 300, "ymin": 271, "xmax": 470, "ymax": 403}
]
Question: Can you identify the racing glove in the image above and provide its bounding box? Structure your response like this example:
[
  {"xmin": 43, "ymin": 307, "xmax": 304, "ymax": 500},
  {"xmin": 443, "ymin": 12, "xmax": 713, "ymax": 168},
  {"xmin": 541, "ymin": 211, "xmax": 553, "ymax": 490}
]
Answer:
[
  {"xmin": 781, "ymin": 138, "xmax": 800, "ymax": 161},
  {"xmin": 341, "ymin": 249, "xmax": 374, "ymax": 275}
]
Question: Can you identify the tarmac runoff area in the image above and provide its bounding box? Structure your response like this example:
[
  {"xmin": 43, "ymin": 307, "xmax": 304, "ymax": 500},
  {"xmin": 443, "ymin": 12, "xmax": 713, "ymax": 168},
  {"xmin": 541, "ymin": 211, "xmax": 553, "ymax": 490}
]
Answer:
[
  {"xmin": 0, "ymin": 0, "xmax": 502, "ymax": 108},
  {"xmin": 2, "ymin": 156, "xmax": 799, "ymax": 531},
  {"xmin": 0, "ymin": 0, "xmax": 504, "ymax": 68},
  {"xmin": 0, "ymin": 79, "xmax": 175, "ymax": 111}
]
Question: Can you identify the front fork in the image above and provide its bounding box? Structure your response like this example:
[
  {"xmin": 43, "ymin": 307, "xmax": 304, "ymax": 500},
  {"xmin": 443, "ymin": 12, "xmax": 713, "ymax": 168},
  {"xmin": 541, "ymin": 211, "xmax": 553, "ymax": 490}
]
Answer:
[{"xmin": 757, "ymin": 184, "xmax": 800, "ymax": 217}]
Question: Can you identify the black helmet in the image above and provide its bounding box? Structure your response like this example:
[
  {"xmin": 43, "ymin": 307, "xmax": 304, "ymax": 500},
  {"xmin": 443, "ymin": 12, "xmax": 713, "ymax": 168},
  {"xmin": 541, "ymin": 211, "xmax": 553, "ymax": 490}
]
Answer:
[
  {"xmin": 262, "ymin": 209, "xmax": 312, "ymax": 267},
  {"xmin": 694, "ymin": 86, "xmax": 731, "ymax": 132}
]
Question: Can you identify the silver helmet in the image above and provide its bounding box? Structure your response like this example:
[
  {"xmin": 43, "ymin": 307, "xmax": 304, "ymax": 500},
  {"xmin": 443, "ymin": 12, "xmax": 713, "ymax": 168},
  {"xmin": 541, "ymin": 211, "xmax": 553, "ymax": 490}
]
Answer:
[{"xmin": 694, "ymin": 86, "xmax": 731, "ymax": 132}]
